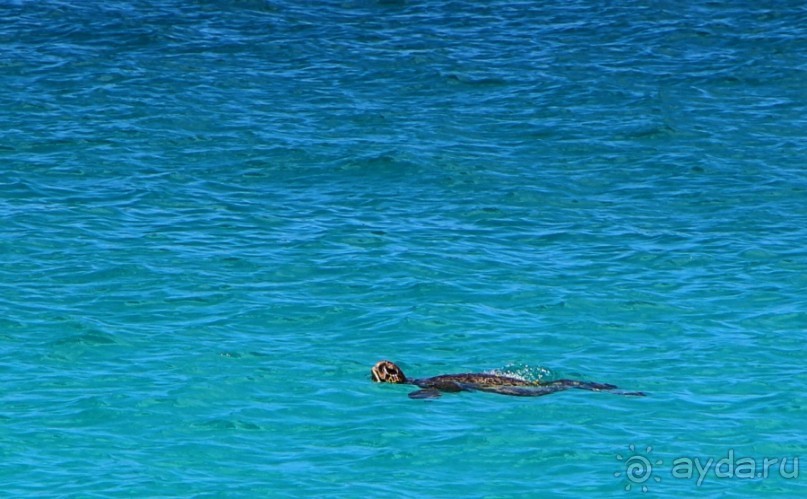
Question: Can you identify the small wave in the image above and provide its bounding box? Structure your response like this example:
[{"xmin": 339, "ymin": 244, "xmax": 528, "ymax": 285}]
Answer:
[{"xmin": 489, "ymin": 363, "xmax": 555, "ymax": 382}]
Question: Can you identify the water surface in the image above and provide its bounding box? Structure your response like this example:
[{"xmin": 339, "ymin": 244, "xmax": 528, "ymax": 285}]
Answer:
[{"xmin": 1, "ymin": 0, "xmax": 805, "ymax": 496}]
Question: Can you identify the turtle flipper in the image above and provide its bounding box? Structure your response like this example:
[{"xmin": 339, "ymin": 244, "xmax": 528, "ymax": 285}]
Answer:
[
  {"xmin": 409, "ymin": 388, "xmax": 441, "ymax": 399},
  {"xmin": 613, "ymin": 390, "xmax": 646, "ymax": 397},
  {"xmin": 474, "ymin": 384, "xmax": 569, "ymax": 397},
  {"xmin": 546, "ymin": 379, "xmax": 616, "ymax": 391},
  {"xmin": 548, "ymin": 379, "xmax": 646, "ymax": 396},
  {"xmin": 408, "ymin": 379, "xmax": 465, "ymax": 399}
]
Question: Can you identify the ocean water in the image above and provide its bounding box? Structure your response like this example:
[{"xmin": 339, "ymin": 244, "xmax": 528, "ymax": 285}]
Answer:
[{"xmin": 1, "ymin": 0, "xmax": 805, "ymax": 496}]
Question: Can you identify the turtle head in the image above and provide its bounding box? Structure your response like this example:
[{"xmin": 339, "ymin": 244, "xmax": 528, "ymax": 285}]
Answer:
[{"xmin": 371, "ymin": 360, "xmax": 407, "ymax": 384}]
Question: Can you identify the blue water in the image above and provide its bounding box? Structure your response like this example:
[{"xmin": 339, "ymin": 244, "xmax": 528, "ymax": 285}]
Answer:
[{"xmin": 2, "ymin": 0, "xmax": 806, "ymax": 496}]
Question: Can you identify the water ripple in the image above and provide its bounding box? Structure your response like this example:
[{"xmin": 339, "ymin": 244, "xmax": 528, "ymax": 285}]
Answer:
[{"xmin": 1, "ymin": 0, "xmax": 806, "ymax": 496}]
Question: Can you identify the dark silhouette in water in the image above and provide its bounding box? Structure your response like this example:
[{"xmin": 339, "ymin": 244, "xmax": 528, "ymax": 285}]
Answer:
[{"xmin": 371, "ymin": 360, "xmax": 646, "ymax": 399}]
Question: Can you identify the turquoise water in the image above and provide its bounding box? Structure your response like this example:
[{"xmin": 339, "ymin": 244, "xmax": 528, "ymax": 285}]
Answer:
[{"xmin": 2, "ymin": 0, "xmax": 806, "ymax": 496}]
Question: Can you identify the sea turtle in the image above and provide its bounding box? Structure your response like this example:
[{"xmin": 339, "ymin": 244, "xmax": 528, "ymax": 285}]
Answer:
[{"xmin": 371, "ymin": 360, "xmax": 645, "ymax": 399}]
